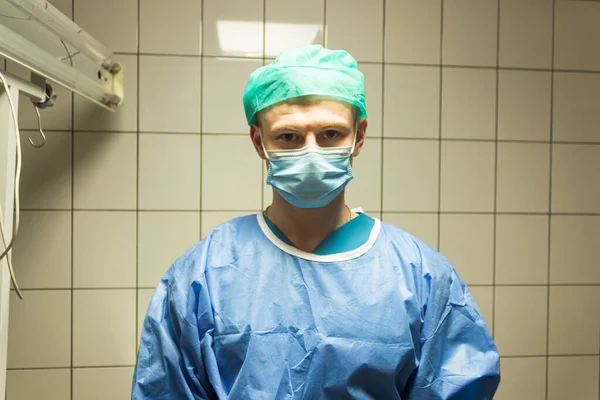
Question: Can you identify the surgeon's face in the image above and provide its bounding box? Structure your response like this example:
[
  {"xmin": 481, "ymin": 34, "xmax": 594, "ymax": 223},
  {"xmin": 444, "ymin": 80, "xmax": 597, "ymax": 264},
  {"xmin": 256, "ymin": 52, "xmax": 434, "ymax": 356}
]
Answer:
[{"xmin": 250, "ymin": 98, "xmax": 367, "ymax": 158}]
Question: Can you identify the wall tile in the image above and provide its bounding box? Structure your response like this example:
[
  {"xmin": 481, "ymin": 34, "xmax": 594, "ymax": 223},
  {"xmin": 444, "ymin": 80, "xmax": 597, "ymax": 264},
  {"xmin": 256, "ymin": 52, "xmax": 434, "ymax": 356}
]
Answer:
[
  {"xmin": 442, "ymin": 0, "xmax": 498, "ymax": 66},
  {"xmin": 73, "ymin": 289, "xmax": 136, "ymax": 366},
  {"xmin": 441, "ymin": 67, "xmax": 496, "ymax": 140},
  {"xmin": 382, "ymin": 213, "xmax": 439, "ymax": 250},
  {"xmin": 325, "ymin": 0, "xmax": 384, "ymax": 62},
  {"xmin": 359, "ymin": 63, "xmax": 383, "ymax": 137},
  {"xmin": 495, "ymin": 286, "xmax": 548, "ymax": 356},
  {"xmin": 554, "ymin": 2, "xmax": 600, "ymax": 71},
  {"xmin": 201, "ymin": 135, "xmax": 262, "ymax": 210},
  {"xmin": 73, "ymin": 55, "xmax": 138, "ymax": 132},
  {"xmin": 74, "ymin": 132, "xmax": 137, "ymax": 210},
  {"xmin": 550, "ymin": 216, "xmax": 600, "ymax": 285},
  {"xmin": 74, "ymin": 0, "xmax": 137, "ymax": 53},
  {"xmin": 50, "ymin": 0, "xmax": 72, "ymax": 17},
  {"xmin": 496, "ymin": 143, "xmax": 550, "ymax": 213},
  {"xmin": 19, "ymin": 130, "xmax": 72, "ymax": 209},
  {"xmin": 203, "ymin": 0, "xmax": 264, "ymax": 57},
  {"xmin": 73, "ymin": 367, "xmax": 135, "ymax": 400},
  {"xmin": 439, "ymin": 214, "xmax": 494, "ymax": 285},
  {"xmin": 499, "ymin": 0, "xmax": 553, "ymax": 69},
  {"xmin": 346, "ymin": 137, "xmax": 382, "ymax": 212},
  {"xmin": 495, "ymin": 215, "xmax": 548, "ymax": 285},
  {"xmin": 139, "ymin": 56, "xmax": 201, "ymax": 133},
  {"xmin": 383, "ymin": 139, "xmax": 439, "ymax": 212},
  {"xmin": 73, "ymin": 211, "xmax": 137, "ymax": 288},
  {"xmin": 548, "ymin": 356, "xmax": 599, "ymax": 400},
  {"xmin": 494, "ymin": 357, "xmax": 546, "ymax": 400},
  {"xmin": 202, "ymin": 58, "xmax": 262, "ymax": 134},
  {"xmin": 265, "ymin": 0, "xmax": 324, "ymax": 58},
  {"xmin": 385, "ymin": 0, "xmax": 441, "ymax": 64},
  {"xmin": 384, "ymin": 65, "xmax": 440, "ymax": 139},
  {"xmin": 549, "ymin": 286, "xmax": 600, "ymax": 355},
  {"xmin": 12, "ymin": 211, "xmax": 71, "ymax": 289},
  {"xmin": 8, "ymin": 291, "xmax": 71, "ymax": 368},
  {"xmin": 138, "ymin": 211, "xmax": 200, "ymax": 288},
  {"xmin": 440, "ymin": 141, "xmax": 495, "ymax": 212},
  {"xmin": 551, "ymin": 145, "xmax": 600, "ymax": 214},
  {"xmin": 7, "ymin": 369, "xmax": 71, "ymax": 400},
  {"xmin": 139, "ymin": 134, "xmax": 201, "ymax": 210},
  {"xmin": 498, "ymin": 70, "xmax": 551, "ymax": 142},
  {"xmin": 553, "ymin": 72, "xmax": 600, "ymax": 143},
  {"xmin": 140, "ymin": 0, "xmax": 202, "ymax": 55}
]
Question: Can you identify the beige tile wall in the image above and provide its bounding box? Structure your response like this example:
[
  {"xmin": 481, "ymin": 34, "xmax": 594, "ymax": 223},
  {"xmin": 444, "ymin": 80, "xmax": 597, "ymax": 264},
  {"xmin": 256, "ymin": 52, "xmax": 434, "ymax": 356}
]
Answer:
[{"xmin": 3, "ymin": 0, "xmax": 599, "ymax": 399}]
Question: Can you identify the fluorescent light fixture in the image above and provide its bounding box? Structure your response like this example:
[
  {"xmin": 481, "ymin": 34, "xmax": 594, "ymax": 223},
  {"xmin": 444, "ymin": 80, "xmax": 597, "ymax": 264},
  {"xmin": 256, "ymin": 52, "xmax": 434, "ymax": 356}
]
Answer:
[
  {"xmin": 0, "ymin": 23, "xmax": 123, "ymax": 110},
  {"xmin": 216, "ymin": 21, "xmax": 322, "ymax": 57},
  {"xmin": 6, "ymin": 0, "xmax": 115, "ymax": 69},
  {"xmin": 216, "ymin": 21, "xmax": 263, "ymax": 57}
]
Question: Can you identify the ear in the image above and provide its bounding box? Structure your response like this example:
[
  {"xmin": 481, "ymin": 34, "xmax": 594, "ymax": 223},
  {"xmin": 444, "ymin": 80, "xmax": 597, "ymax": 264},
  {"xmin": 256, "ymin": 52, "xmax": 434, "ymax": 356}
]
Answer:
[
  {"xmin": 250, "ymin": 124, "xmax": 267, "ymax": 160},
  {"xmin": 351, "ymin": 119, "xmax": 368, "ymax": 157}
]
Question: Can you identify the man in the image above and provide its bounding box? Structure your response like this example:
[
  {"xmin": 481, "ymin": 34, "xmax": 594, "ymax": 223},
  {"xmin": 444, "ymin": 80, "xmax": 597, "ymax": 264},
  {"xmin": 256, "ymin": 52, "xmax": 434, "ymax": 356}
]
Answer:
[{"xmin": 132, "ymin": 45, "xmax": 500, "ymax": 399}]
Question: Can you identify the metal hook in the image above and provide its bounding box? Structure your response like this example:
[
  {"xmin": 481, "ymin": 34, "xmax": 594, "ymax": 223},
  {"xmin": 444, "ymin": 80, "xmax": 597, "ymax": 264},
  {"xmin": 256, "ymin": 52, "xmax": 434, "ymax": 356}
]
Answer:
[{"xmin": 29, "ymin": 104, "xmax": 46, "ymax": 148}]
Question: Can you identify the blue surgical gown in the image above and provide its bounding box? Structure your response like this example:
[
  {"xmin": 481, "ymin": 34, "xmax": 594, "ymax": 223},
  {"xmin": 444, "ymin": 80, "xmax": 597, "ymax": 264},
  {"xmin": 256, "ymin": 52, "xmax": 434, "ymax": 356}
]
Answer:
[{"xmin": 132, "ymin": 213, "xmax": 500, "ymax": 399}]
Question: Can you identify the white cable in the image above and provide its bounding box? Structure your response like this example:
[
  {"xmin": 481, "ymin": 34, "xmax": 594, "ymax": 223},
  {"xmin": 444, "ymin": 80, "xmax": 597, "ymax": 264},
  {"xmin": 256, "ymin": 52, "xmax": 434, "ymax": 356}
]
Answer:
[{"xmin": 0, "ymin": 70, "xmax": 23, "ymax": 299}]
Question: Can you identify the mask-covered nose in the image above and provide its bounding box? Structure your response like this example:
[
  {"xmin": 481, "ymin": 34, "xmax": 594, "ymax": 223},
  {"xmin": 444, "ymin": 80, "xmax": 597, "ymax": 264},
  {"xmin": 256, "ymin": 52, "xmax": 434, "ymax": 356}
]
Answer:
[{"xmin": 265, "ymin": 145, "xmax": 354, "ymax": 208}]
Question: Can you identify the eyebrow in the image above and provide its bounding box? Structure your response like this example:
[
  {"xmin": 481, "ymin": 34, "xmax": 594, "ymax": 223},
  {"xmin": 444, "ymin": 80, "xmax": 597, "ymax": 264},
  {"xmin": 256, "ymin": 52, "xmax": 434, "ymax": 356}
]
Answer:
[
  {"xmin": 270, "ymin": 125, "xmax": 302, "ymax": 134},
  {"xmin": 270, "ymin": 123, "xmax": 352, "ymax": 134}
]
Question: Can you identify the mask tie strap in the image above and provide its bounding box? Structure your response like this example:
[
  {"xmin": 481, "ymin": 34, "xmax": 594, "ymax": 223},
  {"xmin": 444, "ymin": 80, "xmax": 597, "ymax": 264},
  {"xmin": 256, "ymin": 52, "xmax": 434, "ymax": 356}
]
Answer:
[
  {"xmin": 258, "ymin": 127, "xmax": 271, "ymax": 160},
  {"xmin": 350, "ymin": 121, "xmax": 359, "ymax": 155}
]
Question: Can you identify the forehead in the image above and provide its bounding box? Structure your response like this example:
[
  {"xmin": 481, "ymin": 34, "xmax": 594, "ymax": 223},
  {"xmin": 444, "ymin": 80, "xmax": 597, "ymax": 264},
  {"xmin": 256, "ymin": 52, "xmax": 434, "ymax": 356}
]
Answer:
[{"xmin": 259, "ymin": 98, "xmax": 354, "ymax": 130}]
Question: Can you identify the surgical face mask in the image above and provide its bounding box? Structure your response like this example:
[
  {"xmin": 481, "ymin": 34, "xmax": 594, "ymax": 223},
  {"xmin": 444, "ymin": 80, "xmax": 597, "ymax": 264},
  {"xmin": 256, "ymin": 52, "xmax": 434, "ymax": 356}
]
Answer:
[{"xmin": 262, "ymin": 132, "xmax": 356, "ymax": 209}]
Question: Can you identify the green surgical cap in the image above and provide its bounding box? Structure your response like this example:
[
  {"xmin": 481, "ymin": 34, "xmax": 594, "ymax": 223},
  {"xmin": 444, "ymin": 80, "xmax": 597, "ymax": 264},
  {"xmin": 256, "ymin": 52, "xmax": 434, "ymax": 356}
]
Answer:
[{"xmin": 242, "ymin": 45, "xmax": 367, "ymax": 125}]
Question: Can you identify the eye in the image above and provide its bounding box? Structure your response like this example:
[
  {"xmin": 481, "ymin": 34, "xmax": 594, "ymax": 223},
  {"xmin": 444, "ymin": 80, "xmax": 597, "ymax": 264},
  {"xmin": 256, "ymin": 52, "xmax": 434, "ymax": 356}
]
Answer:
[
  {"xmin": 279, "ymin": 133, "xmax": 296, "ymax": 142},
  {"xmin": 323, "ymin": 130, "xmax": 339, "ymax": 139}
]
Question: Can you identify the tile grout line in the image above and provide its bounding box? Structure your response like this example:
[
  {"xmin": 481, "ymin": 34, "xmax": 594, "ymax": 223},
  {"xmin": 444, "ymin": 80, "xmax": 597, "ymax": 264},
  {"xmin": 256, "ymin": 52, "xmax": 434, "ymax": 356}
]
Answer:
[
  {"xmin": 199, "ymin": 0, "xmax": 205, "ymax": 241},
  {"xmin": 70, "ymin": 0, "xmax": 75, "ymax": 396},
  {"xmin": 135, "ymin": 0, "xmax": 141, "ymax": 369},
  {"xmin": 16, "ymin": 209, "xmax": 600, "ymax": 217},
  {"xmin": 323, "ymin": 0, "xmax": 327, "ymax": 50},
  {"xmin": 437, "ymin": 0, "xmax": 444, "ymax": 251},
  {"xmin": 500, "ymin": 354, "xmax": 600, "ymax": 359},
  {"xmin": 8, "ymin": 365, "xmax": 137, "ymax": 372},
  {"xmin": 59, "ymin": 129, "xmax": 600, "ymax": 146},
  {"xmin": 260, "ymin": 0, "xmax": 266, "ymax": 212},
  {"xmin": 54, "ymin": 129, "xmax": 600, "ymax": 146},
  {"xmin": 492, "ymin": 0, "xmax": 501, "ymax": 342},
  {"xmin": 8, "ymin": 353, "xmax": 600, "ymax": 372},
  {"xmin": 109, "ymin": 51, "xmax": 600, "ymax": 75},
  {"xmin": 546, "ymin": 0, "xmax": 557, "ymax": 398},
  {"xmin": 379, "ymin": 0, "xmax": 385, "ymax": 220},
  {"xmin": 11, "ymin": 283, "xmax": 600, "ymax": 291}
]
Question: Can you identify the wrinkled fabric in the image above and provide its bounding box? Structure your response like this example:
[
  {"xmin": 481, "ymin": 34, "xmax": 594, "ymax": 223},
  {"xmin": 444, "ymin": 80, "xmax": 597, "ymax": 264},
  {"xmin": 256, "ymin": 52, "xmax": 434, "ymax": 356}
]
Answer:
[
  {"xmin": 242, "ymin": 45, "xmax": 367, "ymax": 125},
  {"xmin": 132, "ymin": 215, "xmax": 500, "ymax": 400}
]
